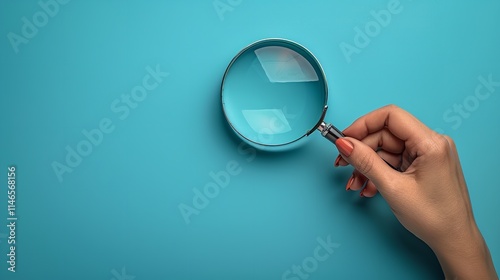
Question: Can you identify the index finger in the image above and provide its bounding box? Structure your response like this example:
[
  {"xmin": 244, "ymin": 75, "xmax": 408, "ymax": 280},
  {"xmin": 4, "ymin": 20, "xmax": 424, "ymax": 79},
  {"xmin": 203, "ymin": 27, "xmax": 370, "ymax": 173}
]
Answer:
[{"xmin": 343, "ymin": 105, "xmax": 433, "ymax": 144}]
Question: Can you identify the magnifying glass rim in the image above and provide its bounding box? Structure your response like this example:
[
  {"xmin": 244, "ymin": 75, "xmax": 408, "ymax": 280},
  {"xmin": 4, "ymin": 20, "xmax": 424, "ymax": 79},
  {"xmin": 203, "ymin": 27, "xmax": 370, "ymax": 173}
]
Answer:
[{"xmin": 220, "ymin": 38, "xmax": 329, "ymax": 148}]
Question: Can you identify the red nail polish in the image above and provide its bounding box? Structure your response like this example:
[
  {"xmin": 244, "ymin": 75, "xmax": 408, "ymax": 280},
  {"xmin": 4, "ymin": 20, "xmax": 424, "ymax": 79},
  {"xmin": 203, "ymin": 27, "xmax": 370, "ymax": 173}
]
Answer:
[
  {"xmin": 346, "ymin": 174, "xmax": 354, "ymax": 191},
  {"xmin": 335, "ymin": 138, "xmax": 354, "ymax": 157},
  {"xmin": 334, "ymin": 155, "xmax": 341, "ymax": 167}
]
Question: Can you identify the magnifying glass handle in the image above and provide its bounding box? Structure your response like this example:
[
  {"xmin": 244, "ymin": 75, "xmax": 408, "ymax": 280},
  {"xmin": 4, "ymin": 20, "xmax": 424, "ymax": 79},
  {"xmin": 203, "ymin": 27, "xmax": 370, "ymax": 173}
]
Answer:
[
  {"xmin": 318, "ymin": 122, "xmax": 401, "ymax": 171},
  {"xmin": 317, "ymin": 122, "xmax": 345, "ymax": 142}
]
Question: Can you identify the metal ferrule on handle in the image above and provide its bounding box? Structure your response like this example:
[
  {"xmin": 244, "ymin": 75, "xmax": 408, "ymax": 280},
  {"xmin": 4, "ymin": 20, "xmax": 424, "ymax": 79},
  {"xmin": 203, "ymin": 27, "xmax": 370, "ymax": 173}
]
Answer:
[{"xmin": 317, "ymin": 122, "xmax": 345, "ymax": 144}]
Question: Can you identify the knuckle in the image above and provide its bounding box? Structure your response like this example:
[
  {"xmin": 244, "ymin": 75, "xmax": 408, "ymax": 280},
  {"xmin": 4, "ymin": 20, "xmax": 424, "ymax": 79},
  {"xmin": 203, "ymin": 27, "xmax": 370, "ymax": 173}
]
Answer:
[
  {"xmin": 423, "ymin": 136, "xmax": 451, "ymax": 158},
  {"xmin": 443, "ymin": 135, "xmax": 456, "ymax": 149},
  {"xmin": 384, "ymin": 104, "xmax": 399, "ymax": 111},
  {"xmin": 436, "ymin": 136, "xmax": 451, "ymax": 152}
]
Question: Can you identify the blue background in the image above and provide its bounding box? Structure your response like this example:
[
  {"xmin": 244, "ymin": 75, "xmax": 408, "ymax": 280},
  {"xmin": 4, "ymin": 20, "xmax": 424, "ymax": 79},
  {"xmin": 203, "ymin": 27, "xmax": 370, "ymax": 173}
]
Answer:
[{"xmin": 1, "ymin": 0, "xmax": 499, "ymax": 279}]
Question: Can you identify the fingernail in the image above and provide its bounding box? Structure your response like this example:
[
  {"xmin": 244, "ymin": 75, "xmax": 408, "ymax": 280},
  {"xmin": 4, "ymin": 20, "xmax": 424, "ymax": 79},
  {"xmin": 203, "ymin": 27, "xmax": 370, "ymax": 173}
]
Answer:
[
  {"xmin": 334, "ymin": 155, "xmax": 342, "ymax": 167},
  {"xmin": 335, "ymin": 138, "xmax": 354, "ymax": 157},
  {"xmin": 360, "ymin": 189, "xmax": 365, "ymax": 197},
  {"xmin": 346, "ymin": 174, "xmax": 355, "ymax": 191}
]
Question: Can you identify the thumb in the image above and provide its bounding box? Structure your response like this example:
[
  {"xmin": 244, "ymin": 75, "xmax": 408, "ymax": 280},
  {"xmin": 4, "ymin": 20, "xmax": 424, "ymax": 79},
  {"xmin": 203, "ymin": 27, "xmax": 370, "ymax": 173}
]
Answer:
[{"xmin": 335, "ymin": 137, "xmax": 398, "ymax": 190}]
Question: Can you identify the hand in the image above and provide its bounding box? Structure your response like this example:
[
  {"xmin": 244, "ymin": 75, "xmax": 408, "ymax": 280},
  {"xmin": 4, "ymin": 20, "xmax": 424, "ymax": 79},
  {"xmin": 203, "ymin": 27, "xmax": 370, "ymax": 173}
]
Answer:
[{"xmin": 334, "ymin": 105, "xmax": 497, "ymax": 279}]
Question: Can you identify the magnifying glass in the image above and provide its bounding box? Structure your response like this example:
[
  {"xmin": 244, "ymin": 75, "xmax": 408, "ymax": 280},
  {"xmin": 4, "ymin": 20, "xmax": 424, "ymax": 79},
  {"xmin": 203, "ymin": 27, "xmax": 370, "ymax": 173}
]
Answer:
[{"xmin": 221, "ymin": 38, "xmax": 345, "ymax": 151}]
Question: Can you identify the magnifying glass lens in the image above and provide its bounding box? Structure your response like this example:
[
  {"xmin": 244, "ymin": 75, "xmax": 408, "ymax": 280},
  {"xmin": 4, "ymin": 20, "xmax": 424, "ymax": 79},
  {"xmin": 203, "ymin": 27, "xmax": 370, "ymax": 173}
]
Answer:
[{"xmin": 222, "ymin": 40, "xmax": 327, "ymax": 149}]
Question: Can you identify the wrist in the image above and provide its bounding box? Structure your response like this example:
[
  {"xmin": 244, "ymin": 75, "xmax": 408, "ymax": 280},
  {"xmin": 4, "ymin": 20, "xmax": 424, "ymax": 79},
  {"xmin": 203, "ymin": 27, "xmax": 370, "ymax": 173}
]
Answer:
[{"xmin": 431, "ymin": 225, "xmax": 497, "ymax": 279}]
